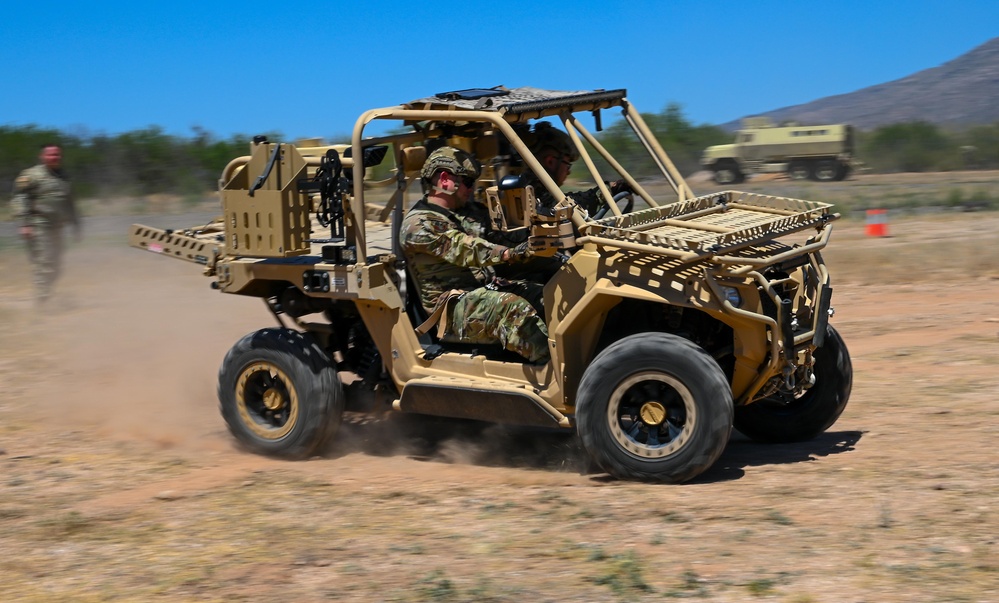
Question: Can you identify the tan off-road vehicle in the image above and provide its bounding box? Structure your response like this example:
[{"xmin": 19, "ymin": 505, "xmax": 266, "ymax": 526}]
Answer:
[{"xmin": 130, "ymin": 86, "xmax": 852, "ymax": 483}]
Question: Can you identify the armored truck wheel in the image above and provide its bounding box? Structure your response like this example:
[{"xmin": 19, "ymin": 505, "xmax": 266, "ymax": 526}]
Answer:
[
  {"xmin": 733, "ymin": 325, "xmax": 852, "ymax": 443},
  {"xmin": 788, "ymin": 161, "xmax": 811, "ymax": 180},
  {"xmin": 218, "ymin": 328, "xmax": 344, "ymax": 458},
  {"xmin": 812, "ymin": 159, "xmax": 840, "ymax": 182},
  {"xmin": 576, "ymin": 333, "xmax": 733, "ymax": 483},
  {"xmin": 712, "ymin": 161, "xmax": 744, "ymax": 185}
]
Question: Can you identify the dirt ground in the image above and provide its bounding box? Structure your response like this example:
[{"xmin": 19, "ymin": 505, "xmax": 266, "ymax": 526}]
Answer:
[{"xmin": 0, "ymin": 199, "xmax": 997, "ymax": 601}]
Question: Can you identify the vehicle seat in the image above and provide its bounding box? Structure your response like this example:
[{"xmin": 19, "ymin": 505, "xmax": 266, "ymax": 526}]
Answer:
[{"xmin": 404, "ymin": 268, "xmax": 437, "ymax": 348}]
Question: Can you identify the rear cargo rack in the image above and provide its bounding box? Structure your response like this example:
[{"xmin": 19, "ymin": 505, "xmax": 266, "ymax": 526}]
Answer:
[{"xmin": 128, "ymin": 224, "xmax": 223, "ymax": 266}]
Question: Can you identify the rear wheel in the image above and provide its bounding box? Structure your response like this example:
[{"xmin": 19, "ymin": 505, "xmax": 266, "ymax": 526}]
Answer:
[
  {"xmin": 734, "ymin": 325, "xmax": 852, "ymax": 442},
  {"xmin": 576, "ymin": 333, "xmax": 733, "ymax": 483},
  {"xmin": 813, "ymin": 159, "xmax": 840, "ymax": 182},
  {"xmin": 219, "ymin": 328, "xmax": 344, "ymax": 458}
]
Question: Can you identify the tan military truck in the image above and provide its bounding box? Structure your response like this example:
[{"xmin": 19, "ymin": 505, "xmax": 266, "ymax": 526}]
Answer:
[
  {"xmin": 701, "ymin": 118, "xmax": 856, "ymax": 184},
  {"xmin": 129, "ymin": 86, "xmax": 852, "ymax": 483}
]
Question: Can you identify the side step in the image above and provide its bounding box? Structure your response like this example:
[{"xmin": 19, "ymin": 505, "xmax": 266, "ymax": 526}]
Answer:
[{"xmin": 395, "ymin": 377, "xmax": 570, "ymax": 429}]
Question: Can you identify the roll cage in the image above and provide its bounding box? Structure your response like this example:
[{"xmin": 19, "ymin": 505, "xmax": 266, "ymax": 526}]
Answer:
[{"xmin": 339, "ymin": 86, "xmax": 695, "ymax": 261}]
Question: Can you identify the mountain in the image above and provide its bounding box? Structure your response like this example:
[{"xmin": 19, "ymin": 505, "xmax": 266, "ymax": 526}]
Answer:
[{"xmin": 725, "ymin": 37, "xmax": 999, "ymax": 131}]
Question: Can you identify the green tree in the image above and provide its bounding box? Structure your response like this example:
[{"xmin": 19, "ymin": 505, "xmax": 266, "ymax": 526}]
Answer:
[
  {"xmin": 960, "ymin": 122, "xmax": 999, "ymax": 169},
  {"xmin": 4, "ymin": 112, "xmax": 999, "ymax": 210},
  {"xmin": 861, "ymin": 121, "xmax": 958, "ymax": 172},
  {"xmin": 0, "ymin": 125, "xmax": 67, "ymax": 195},
  {"xmin": 590, "ymin": 103, "xmax": 728, "ymax": 178}
]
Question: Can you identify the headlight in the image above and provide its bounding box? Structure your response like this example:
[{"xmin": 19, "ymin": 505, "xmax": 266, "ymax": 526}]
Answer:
[{"xmin": 720, "ymin": 286, "xmax": 742, "ymax": 307}]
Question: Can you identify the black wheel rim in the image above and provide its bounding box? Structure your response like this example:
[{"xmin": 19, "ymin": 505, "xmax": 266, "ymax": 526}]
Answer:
[{"xmin": 606, "ymin": 371, "xmax": 696, "ymax": 459}]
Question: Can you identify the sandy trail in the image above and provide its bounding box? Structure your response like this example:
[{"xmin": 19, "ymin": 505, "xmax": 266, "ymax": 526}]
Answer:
[{"xmin": 0, "ymin": 209, "xmax": 996, "ymax": 602}]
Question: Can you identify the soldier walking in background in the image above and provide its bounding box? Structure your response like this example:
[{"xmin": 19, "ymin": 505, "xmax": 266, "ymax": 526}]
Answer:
[{"xmin": 10, "ymin": 144, "xmax": 81, "ymax": 304}]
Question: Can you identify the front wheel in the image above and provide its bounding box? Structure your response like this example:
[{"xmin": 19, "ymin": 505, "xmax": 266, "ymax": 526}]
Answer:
[
  {"xmin": 788, "ymin": 161, "xmax": 811, "ymax": 180},
  {"xmin": 219, "ymin": 328, "xmax": 344, "ymax": 458},
  {"xmin": 576, "ymin": 333, "xmax": 733, "ymax": 483},
  {"xmin": 712, "ymin": 162, "xmax": 744, "ymax": 185},
  {"xmin": 733, "ymin": 325, "xmax": 852, "ymax": 443}
]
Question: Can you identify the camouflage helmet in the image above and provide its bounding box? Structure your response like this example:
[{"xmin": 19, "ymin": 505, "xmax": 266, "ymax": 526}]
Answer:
[
  {"xmin": 420, "ymin": 146, "xmax": 481, "ymax": 183},
  {"xmin": 528, "ymin": 122, "xmax": 579, "ymax": 162}
]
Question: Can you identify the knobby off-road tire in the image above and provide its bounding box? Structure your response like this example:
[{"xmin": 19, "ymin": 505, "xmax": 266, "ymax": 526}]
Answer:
[
  {"xmin": 576, "ymin": 333, "xmax": 734, "ymax": 483},
  {"xmin": 219, "ymin": 328, "xmax": 344, "ymax": 458},
  {"xmin": 734, "ymin": 325, "xmax": 852, "ymax": 443}
]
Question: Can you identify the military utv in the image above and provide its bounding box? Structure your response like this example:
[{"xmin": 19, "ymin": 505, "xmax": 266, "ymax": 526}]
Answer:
[{"xmin": 129, "ymin": 86, "xmax": 852, "ymax": 483}]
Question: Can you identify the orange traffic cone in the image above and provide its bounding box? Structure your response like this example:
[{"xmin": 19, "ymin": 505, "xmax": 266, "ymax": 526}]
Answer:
[{"xmin": 865, "ymin": 209, "xmax": 889, "ymax": 237}]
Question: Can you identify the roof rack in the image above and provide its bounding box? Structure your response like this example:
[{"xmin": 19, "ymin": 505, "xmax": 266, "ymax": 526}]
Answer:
[{"xmin": 405, "ymin": 86, "xmax": 628, "ymax": 116}]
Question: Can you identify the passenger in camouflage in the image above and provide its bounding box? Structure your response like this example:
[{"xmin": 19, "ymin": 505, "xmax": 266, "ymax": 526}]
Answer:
[
  {"xmin": 526, "ymin": 122, "xmax": 631, "ymax": 216},
  {"xmin": 400, "ymin": 146, "xmax": 550, "ymax": 364},
  {"xmin": 455, "ymin": 195, "xmax": 563, "ymax": 290},
  {"xmin": 10, "ymin": 144, "xmax": 80, "ymax": 304}
]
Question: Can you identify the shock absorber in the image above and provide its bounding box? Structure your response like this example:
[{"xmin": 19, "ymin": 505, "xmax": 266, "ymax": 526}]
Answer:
[
  {"xmin": 353, "ymin": 332, "xmax": 382, "ymax": 384},
  {"xmin": 780, "ymin": 297, "xmax": 797, "ymax": 391},
  {"xmin": 780, "ymin": 297, "xmax": 795, "ymax": 364}
]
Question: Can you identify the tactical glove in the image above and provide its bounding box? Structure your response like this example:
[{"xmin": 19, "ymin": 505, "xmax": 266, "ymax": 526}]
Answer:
[
  {"xmin": 608, "ymin": 179, "xmax": 632, "ymax": 196},
  {"xmin": 507, "ymin": 240, "xmax": 534, "ymax": 263}
]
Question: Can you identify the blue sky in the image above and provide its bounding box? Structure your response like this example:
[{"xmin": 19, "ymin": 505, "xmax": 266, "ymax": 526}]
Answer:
[{"xmin": 2, "ymin": 1, "xmax": 997, "ymax": 141}]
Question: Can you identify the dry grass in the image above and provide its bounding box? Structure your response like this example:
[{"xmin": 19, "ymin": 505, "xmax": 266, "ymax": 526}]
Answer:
[
  {"xmin": 690, "ymin": 169, "xmax": 999, "ymax": 215},
  {"xmin": 825, "ymin": 212, "xmax": 999, "ymax": 283},
  {"xmin": 1, "ymin": 176, "xmax": 997, "ymax": 602}
]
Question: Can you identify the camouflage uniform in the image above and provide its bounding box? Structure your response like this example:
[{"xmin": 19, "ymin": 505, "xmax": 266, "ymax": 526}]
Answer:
[
  {"xmin": 11, "ymin": 164, "xmax": 78, "ymax": 302},
  {"xmin": 400, "ymin": 197, "xmax": 550, "ymax": 364},
  {"xmin": 524, "ymin": 121, "xmax": 615, "ymax": 216},
  {"xmin": 457, "ymin": 199, "xmax": 563, "ymax": 296}
]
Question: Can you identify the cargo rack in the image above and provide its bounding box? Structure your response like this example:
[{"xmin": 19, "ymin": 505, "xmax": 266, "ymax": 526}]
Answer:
[{"xmin": 578, "ymin": 190, "xmax": 837, "ymax": 267}]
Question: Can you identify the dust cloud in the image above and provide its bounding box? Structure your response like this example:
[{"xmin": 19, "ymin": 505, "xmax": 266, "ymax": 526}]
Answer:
[
  {"xmin": 3, "ymin": 235, "xmax": 261, "ymax": 453},
  {"xmin": 2, "ymin": 226, "xmax": 584, "ymax": 470}
]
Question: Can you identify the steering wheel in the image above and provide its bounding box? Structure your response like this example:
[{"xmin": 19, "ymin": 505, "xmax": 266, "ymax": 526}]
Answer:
[{"xmin": 592, "ymin": 190, "xmax": 635, "ymax": 220}]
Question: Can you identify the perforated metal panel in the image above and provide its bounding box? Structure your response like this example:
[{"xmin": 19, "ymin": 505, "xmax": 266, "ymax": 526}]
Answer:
[{"xmin": 221, "ymin": 143, "xmax": 313, "ymax": 258}]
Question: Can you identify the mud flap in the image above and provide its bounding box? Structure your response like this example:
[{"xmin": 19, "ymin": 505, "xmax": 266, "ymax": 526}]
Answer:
[{"xmin": 813, "ymin": 285, "xmax": 833, "ymax": 348}]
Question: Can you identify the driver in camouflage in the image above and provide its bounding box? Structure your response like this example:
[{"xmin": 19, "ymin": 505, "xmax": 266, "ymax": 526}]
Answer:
[
  {"xmin": 525, "ymin": 122, "xmax": 630, "ymax": 216},
  {"xmin": 400, "ymin": 147, "xmax": 549, "ymax": 364},
  {"xmin": 454, "ymin": 124, "xmax": 615, "ymax": 284}
]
